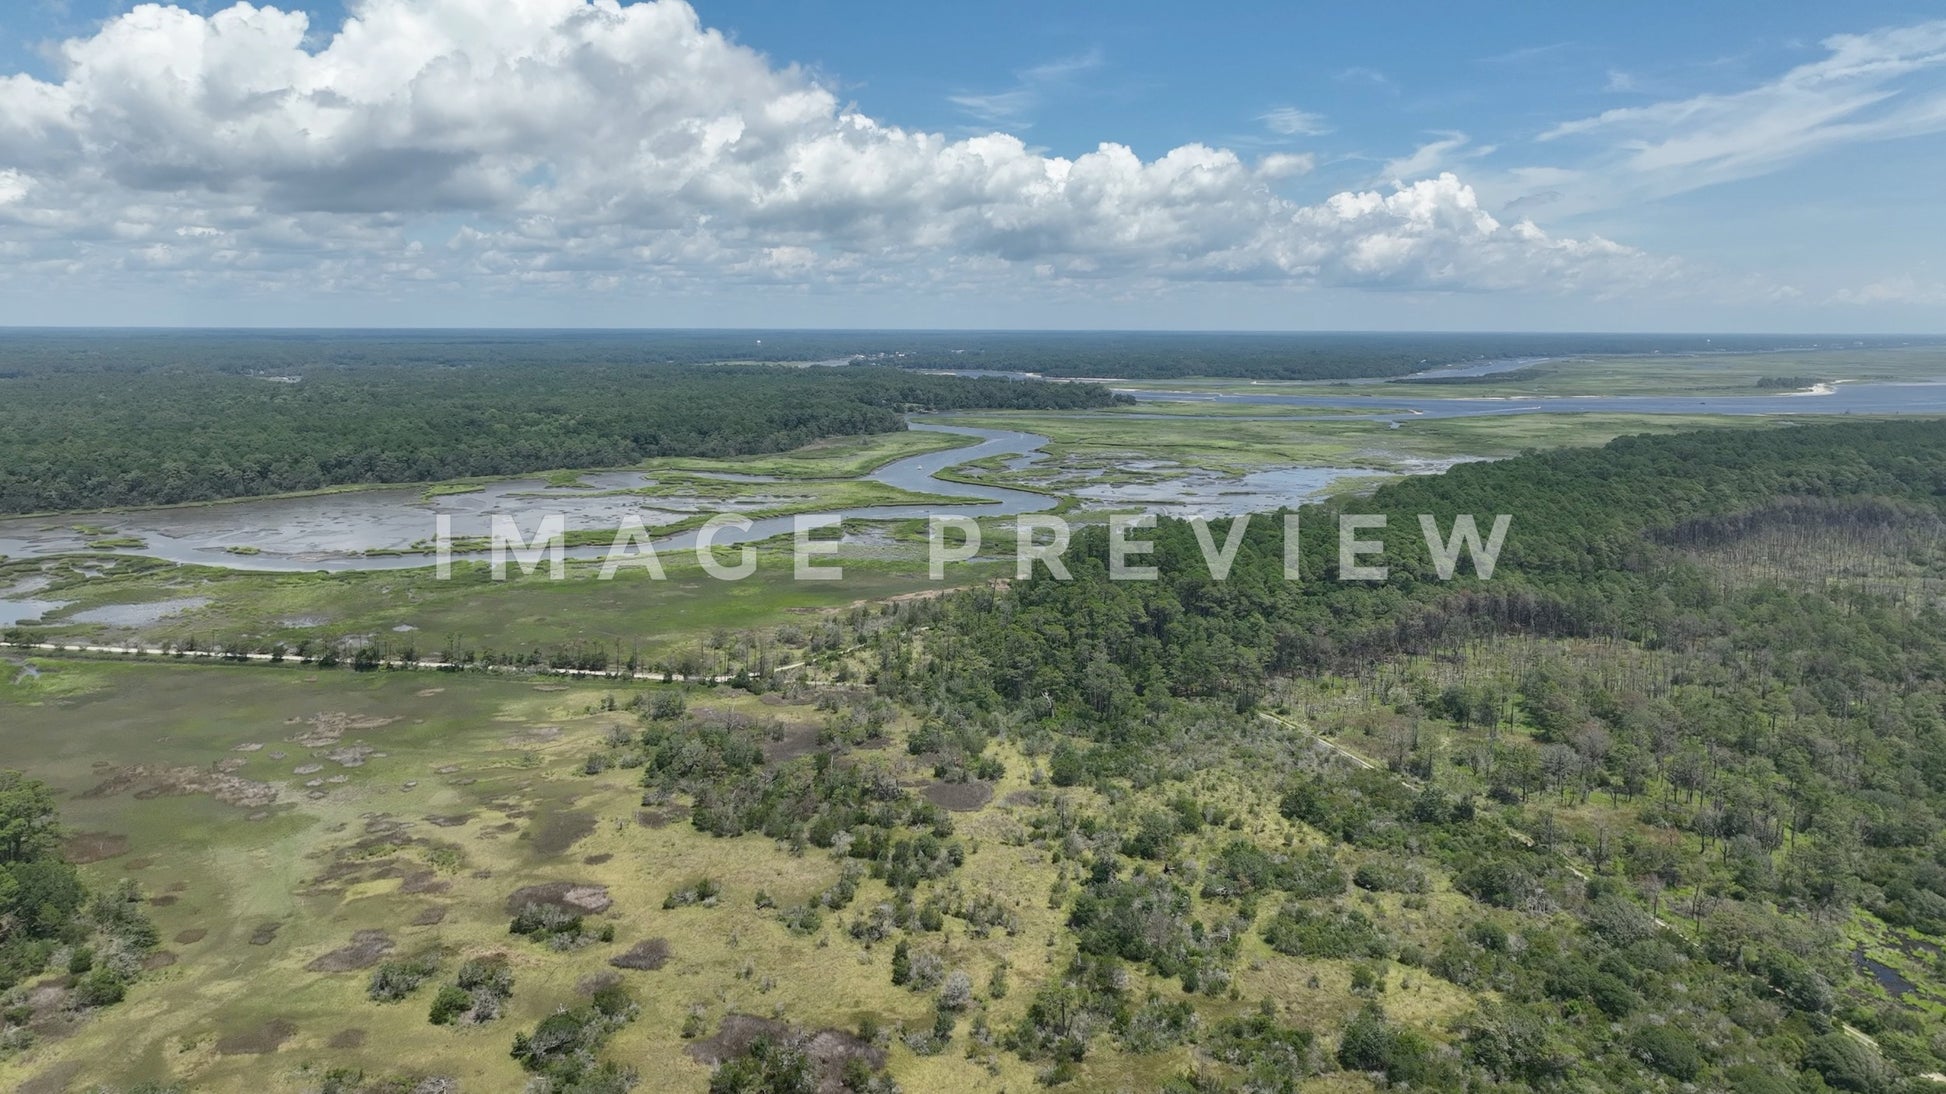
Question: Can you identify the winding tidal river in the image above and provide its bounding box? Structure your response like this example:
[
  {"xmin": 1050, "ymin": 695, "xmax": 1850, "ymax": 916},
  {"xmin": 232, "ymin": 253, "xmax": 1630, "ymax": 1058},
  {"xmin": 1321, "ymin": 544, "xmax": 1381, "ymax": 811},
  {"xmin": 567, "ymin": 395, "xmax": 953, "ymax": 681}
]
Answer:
[
  {"xmin": 3, "ymin": 377, "xmax": 1946, "ymax": 585},
  {"xmin": 0, "ymin": 423, "xmax": 1055, "ymax": 577}
]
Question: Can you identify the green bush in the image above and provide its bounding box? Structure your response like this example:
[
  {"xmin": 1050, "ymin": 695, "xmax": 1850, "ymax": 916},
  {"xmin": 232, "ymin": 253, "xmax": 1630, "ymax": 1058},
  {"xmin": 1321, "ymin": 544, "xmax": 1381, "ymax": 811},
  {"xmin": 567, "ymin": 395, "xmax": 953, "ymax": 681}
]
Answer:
[
  {"xmin": 707, "ymin": 1036, "xmax": 816, "ymax": 1094},
  {"xmin": 71, "ymin": 966, "xmax": 127, "ymax": 1008},
  {"xmin": 1803, "ymin": 1032, "xmax": 1892, "ymax": 1093},
  {"xmin": 1631, "ymin": 1024, "xmax": 1705, "ymax": 1081},
  {"xmin": 367, "ymin": 955, "xmax": 440, "ymax": 1002},
  {"xmin": 428, "ymin": 984, "xmax": 471, "ymax": 1025}
]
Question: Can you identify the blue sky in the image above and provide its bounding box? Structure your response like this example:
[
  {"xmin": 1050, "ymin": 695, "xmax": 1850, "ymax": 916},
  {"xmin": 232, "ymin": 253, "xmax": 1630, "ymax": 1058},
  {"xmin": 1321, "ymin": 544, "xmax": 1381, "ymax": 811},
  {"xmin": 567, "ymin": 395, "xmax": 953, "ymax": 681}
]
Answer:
[{"xmin": 2, "ymin": 0, "xmax": 1944, "ymax": 329}]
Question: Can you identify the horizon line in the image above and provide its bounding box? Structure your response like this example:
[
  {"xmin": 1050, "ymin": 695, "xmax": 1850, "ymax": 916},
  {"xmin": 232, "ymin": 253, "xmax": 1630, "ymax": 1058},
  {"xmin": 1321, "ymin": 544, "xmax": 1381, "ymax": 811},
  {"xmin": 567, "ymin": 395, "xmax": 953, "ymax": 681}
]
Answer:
[{"xmin": 0, "ymin": 326, "xmax": 1942, "ymax": 339}]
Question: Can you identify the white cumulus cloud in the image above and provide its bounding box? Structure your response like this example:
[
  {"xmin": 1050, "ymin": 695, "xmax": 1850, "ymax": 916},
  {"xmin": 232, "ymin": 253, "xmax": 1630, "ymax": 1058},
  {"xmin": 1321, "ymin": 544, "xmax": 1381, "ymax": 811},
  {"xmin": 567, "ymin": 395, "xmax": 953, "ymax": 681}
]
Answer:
[{"xmin": 0, "ymin": 0, "xmax": 1661, "ymax": 301}]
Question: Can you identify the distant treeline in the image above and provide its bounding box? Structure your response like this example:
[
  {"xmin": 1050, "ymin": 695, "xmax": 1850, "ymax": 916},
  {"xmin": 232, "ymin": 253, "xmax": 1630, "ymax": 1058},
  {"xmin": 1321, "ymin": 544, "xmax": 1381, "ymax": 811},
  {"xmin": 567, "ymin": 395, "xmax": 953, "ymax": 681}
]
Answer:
[
  {"xmin": 863, "ymin": 331, "xmax": 1925, "ymax": 381},
  {"xmin": 874, "ymin": 331, "xmax": 1909, "ymax": 381},
  {"xmin": 0, "ymin": 340, "xmax": 1119, "ymax": 513},
  {"xmin": 3, "ymin": 329, "xmax": 1932, "ymax": 384}
]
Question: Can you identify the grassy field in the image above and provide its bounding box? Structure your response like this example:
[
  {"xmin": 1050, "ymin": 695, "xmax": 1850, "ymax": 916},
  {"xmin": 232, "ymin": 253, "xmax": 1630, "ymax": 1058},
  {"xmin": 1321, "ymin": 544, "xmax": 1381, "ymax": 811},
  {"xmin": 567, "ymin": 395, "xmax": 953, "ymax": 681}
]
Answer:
[
  {"xmin": 931, "ymin": 407, "xmax": 1794, "ymax": 481},
  {"xmin": 1096, "ymin": 401, "xmax": 1414, "ymax": 418},
  {"xmin": 0, "ymin": 663, "xmax": 929, "ymax": 1090},
  {"xmin": 637, "ymin": 431, "xmax": 966, "ymax": 480},
  {"xmin": 0, "ymin": 657, "xmax": 1401, "ymax": 1093},
  {"xmin": 1, "ymin": 546, "xmax": 1006, "ymax": 671}
]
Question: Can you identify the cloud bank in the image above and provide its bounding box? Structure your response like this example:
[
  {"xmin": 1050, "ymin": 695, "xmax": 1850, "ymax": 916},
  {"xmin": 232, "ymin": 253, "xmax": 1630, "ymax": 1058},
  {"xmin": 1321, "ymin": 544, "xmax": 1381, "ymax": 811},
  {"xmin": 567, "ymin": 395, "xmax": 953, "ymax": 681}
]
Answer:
[{"xmin": 0, "ymin": 0, "xmax": 1659, "ymax": 302}]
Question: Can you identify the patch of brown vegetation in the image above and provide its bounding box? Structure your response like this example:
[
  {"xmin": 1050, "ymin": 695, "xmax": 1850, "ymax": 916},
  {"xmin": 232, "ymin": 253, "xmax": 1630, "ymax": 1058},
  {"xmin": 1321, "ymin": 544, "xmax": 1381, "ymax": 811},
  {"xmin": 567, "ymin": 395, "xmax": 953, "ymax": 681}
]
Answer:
[
  {"xmin": 504, "ymin": 881, "xmax": 611, "ymax": 916},
  {"xmin": 175, "ymin": 928, "xmax": 207, "ymax": 944},
  {"xmin": 328, "ymin": 1028, "xmax": 368, "ymax": 1049},
  {"xmin": 303, "ymin": 853, "xmax": 401, "ymax": 893},
  {"xmin": 215, "ymin": 1017, "xmax": 298, "ymax": 1055},
  {"xmin": 249, "ymin": 922, "xmax": 281, "ymax": 945},
  {"xmin": 686, "ymin": 1015, "xmax": 884, "ymax": 1094},
  {"xmin": 528, "ymin": 811, "xmax": 597, "ymax": 856},
  {"xmin": 923, "ymin": 780, "xmax": 994, "ymax": 812},
  {"xmin": 399, "ymin": 870, "xmax": 451, "ymax": 895},
  {"xmin": 608, "ymin": 938, "xmax": 671, "ymax": 971},
  {"xmin": 82, "ymin": 764, "xmax": 279, "ymax": 808},
  {"xmin": 411, "ymin": 906, "xmax": 448, "ymax": 926},
  {"xmin": 291, "ymin": 711, "xmax": 398, "ymax": 748},
  {"xmin": 306, "ymin": 929, "xmax": 395, "ymax": 972},
  {"xmin": 149, "ymin": 894, "xmax": 178, "ymax": 907},
  {"xmin": 582, "ymin": 852, "xmax": 612, "ymax": 865},
  {"xmin": 62, "ymin": 831, "xmax": 129, "ymax": 864},
  {"xmin": 758, "ymin": 722, "xmax": 823, "ymax": 764},
  {"xmin": 328, "ymin": 744, "xmax": 377, "ymax": 767},
  {"xmin": 425, "ymin": 813, "xmax": 473, "ymax": 827},
  {"xmin": 143, "ymin": 951, "xmax": 177, "ymax": 970},
  {"xmin": 576, "ymin": 971, "xmax": 622, "ymax": 996}
]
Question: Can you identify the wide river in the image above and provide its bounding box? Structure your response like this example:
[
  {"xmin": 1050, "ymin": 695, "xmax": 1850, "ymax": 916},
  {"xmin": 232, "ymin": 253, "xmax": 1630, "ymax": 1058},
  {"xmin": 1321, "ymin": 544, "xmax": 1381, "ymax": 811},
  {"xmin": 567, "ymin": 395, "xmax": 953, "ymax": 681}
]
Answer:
[
  {"xmin": 1121, "ymin": 378, "xmax": 1946, "ymax": 417},
  {"xmin": 3, "ymin": 378, "xmax": 1945, "ymax": 583}
]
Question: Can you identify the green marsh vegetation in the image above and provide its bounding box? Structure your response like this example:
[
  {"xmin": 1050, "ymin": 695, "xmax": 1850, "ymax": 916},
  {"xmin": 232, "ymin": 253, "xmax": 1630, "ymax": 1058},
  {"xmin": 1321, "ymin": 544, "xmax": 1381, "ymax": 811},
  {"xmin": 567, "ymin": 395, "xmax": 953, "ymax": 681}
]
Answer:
[
  {"xmin": 2, "ymin": 545, "xmax": 1000, "ymax": 677},
  {"xmin": 931, "ymin": 404, "xmax": 1793, "ymax": 490}
]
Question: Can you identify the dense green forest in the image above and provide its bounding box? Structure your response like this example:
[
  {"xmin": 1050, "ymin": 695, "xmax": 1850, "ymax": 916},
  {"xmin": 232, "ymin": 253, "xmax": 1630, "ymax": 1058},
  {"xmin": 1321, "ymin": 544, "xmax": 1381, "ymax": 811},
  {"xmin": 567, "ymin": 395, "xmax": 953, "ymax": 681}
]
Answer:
[
  {"xmin": 856, "ymin": 332, "xmax": 1912, "ymax": 381},
  {"xmin": 849, "ymin": 418, "xmax": 1946, "ymax": 1091},
  {"xmin": 0, "ymin": 345, "xmax": 1117, "ymax": 513},
  {"xmin": 2, "ymin": 329, "xmax": 1917, "ymax": 385}
]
